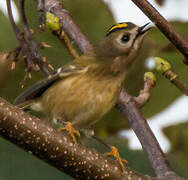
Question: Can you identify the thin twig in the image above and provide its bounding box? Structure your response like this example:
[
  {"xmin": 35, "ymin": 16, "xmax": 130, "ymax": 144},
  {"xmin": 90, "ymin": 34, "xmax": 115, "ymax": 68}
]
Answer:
[
  {"xmin": 6, "ymin": 0, "xmax": 20, "ymax": 35},
  {"xmin": 6, "ymin": 0, "xmax": 48, "ymax": 74},
  {"xmin": 19, "ymin": 0, "xmax": 51, "ymax": 76},
  {"xmin": 7, "ymin": 0, "xmax": 37, "ymax": 71},
  {"xmin": 155, "ymin": 57, "xmax": 188, "ymax": 96},
  {"xmin": 134, "ymin": 72, "xmax": 156, "ymax": 108},
  {"xmin": 163, "ymin": 70, "xmax": 188, "ymax": 96},
  {"xmin": 58, "ymin": 30, "xmax": 79, "ymax": 59},
  {"xmin": 37, "ymin": 0, "xmax": 46, "ymax": 31},
  {"xmin": 130, "ymin": 0, "xmax": 188, "ymax": 64},
  {"xmin": 12, "ymin": 46, "xmax": 22, "ymax": 62}
]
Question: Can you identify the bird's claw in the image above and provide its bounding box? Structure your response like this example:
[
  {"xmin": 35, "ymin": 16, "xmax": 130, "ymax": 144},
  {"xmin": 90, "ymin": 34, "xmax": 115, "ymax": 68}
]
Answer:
[
  {"xmin": 58, "ymin": 122, "xmax": 80, "ymax": 143},
  {"xmin": 104, "ymin": 146, "xmax": 128, "ymax": 171}
]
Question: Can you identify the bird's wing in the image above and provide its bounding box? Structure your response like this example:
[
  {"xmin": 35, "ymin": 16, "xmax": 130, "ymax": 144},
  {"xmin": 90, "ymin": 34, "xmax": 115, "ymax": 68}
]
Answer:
[{"xmin": 14, "ymin": 64, "xmax": 88, "ymax": 105}]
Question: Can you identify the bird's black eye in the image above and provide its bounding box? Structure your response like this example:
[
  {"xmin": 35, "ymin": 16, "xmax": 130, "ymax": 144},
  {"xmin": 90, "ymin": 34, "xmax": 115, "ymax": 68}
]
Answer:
[{"xmin": 121, "ymin": 34, "xmax": 130, "ymax": 43}]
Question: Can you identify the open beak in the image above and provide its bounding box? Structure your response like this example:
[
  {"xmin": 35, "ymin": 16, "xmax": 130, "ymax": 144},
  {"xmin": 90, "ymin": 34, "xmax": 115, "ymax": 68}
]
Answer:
[{"xmin": 137, "ymin": 22, "xmax": 151, "ymax": 36}]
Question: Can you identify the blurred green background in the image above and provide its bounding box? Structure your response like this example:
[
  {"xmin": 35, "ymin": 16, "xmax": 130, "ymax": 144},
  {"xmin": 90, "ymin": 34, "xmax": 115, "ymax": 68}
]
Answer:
[{"xmin": 0, "ymin": 0, "xmax": 188, "ymax": 179}]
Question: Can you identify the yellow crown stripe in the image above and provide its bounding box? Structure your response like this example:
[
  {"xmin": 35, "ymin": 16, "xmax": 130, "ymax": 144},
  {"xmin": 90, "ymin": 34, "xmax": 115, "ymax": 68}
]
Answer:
[{"xmin": 108, "ymin": 23, "xmax": 128, "ymax": 33}]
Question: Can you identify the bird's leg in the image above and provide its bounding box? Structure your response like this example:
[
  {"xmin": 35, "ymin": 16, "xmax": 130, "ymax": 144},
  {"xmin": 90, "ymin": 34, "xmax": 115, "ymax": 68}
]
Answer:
[
  {"xmin": 92, "ymin": 135, "xmax": 128, "ymax": 171},
  {"xmin": 58, "ymin": 122, "xmax": 80, "ymax": 143},
  {"xmin": 104, "ymin": 146, "xmax": 128, "ymax": 171}
]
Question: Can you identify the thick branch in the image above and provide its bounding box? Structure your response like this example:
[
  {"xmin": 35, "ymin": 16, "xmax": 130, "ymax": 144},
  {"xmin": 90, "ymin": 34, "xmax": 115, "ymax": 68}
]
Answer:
[
  {"xmin": 0, "ymin": 97, "xmax": 161, "ymax": 180},
  {"xmin": 117, "ymin": 89, "xmax": 173, "ymax": 178},
  {"xmin": 130, "ymin": 0, "xmax": 188, "ymax": 64},
  {"xmin": 116, "ymin": 89, "xmax": 187, "ymax": 180}
]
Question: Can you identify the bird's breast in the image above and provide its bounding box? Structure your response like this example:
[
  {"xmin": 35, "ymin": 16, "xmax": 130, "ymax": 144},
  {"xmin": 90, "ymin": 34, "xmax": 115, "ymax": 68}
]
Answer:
[{"xmin": 41, "ymin": 71, "xmax": 125, "ymax": 129}]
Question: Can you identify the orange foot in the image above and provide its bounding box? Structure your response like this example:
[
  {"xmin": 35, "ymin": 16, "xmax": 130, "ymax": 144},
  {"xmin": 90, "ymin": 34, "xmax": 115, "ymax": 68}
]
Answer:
[
  {"xmin": 58, "ymin": 122, "xmax": 80, "ymax": 143},
  {"xmin": 104, "ymin": 146, "xmax": 128, "ymax": 171}
]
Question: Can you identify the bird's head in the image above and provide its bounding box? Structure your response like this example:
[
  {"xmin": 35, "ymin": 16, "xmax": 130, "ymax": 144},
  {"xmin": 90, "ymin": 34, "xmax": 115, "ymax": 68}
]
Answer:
[{"xmin": 95, "ymin": 22, "xmax": 151, "ymax": 59}]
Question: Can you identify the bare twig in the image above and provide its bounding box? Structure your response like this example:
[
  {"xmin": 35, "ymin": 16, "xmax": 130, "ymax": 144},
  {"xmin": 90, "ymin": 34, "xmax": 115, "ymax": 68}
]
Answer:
[
  {"xmin": 6, "ymin": 0, "xmax": 51, "ymax": 76},
  {"xmin": 12, "ymin": 46, "xmax": 22, "ymax": 62},
  {"xmin": 134, "ymin": 72, "xmax": 156, "ymax": 108},
  {"xmin": 6, "ymin": 0, "xmax": 20, "ymax": 35},
  {"xmin": 155, "ymin": 57, "xmax": 188, "ymax": 96},
  {"xmin": 130, "ymin": 0, "xmax": 188, "ymax": 64},
  {"xmin": 19, "ymin": 0, "xmax": 51, "ymax": 75},
  {"xmin": 6, "ymin": 0, "xmax": 36, "ymax": 71},
  {"xmin": 163, "ymin": 70, "xmax": 188, "ymax": 96},
  {"xmin": 57, "ymin": 30, "xmax": 79, "ymax": 59},
  {"xmin": 45, "ymin": 11, "xmax": 79, "ymax": 58},
  {"xmin": 37, "ymin": 0, "xmax": 46, "ymax": 31}
]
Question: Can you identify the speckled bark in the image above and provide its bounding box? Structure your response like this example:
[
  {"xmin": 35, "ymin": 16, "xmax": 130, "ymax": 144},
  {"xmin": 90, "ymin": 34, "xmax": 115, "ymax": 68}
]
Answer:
[{"xmin": 0, "ymin": 97, "xmax": 161, "ymax": 180}]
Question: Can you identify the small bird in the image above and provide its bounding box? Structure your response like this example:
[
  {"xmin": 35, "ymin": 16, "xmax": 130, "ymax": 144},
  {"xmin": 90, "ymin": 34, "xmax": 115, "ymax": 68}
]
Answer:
[{"xmin": 14, "ymin": 22, "xmax": 150, "ymax": 170}]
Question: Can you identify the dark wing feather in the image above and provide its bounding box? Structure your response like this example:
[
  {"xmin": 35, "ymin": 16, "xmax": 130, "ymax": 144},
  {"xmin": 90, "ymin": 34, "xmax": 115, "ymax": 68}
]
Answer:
[
  {"xmin": 14, "ymin": 70, "xmax": 62, "ymax": 105},
  {"xmin": 14, "ymin": 64, "xmax": 88, "ymax": 105}
]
